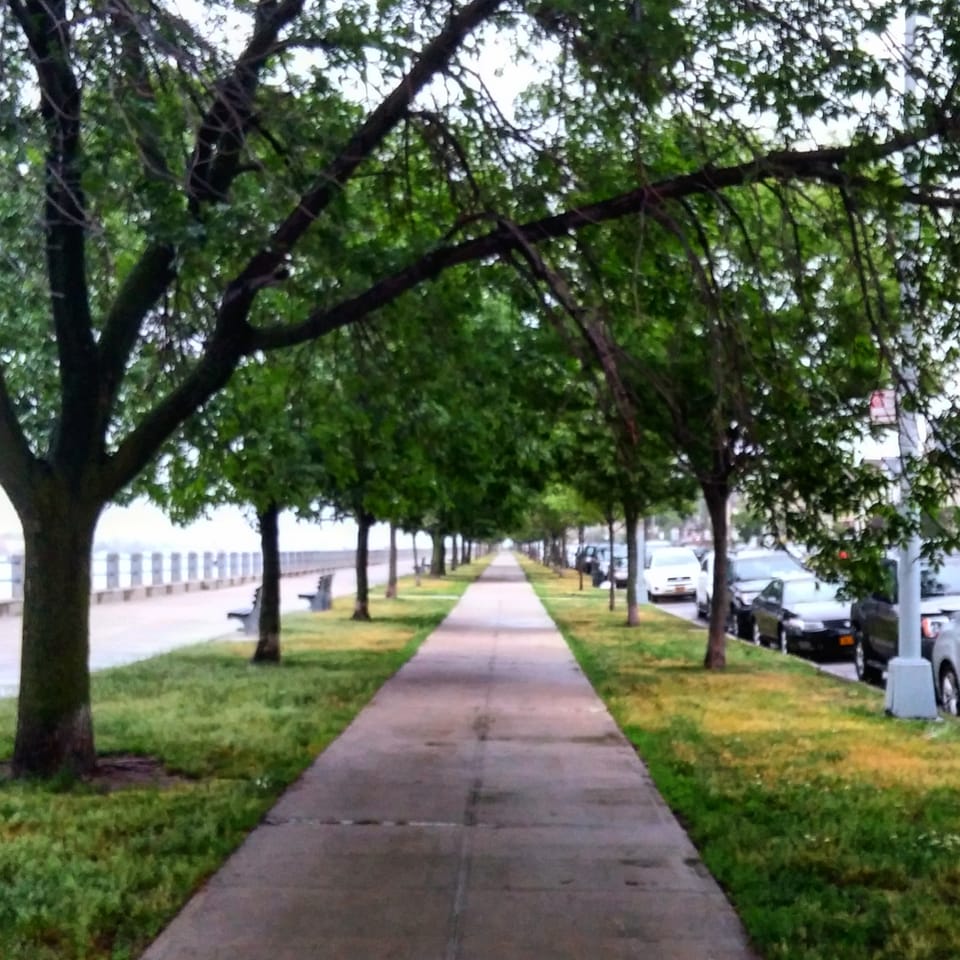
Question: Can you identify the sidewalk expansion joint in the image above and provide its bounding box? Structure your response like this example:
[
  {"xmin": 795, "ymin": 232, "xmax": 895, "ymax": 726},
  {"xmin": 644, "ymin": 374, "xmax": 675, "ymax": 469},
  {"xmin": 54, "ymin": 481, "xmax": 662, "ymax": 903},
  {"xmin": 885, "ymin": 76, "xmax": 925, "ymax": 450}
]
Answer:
[{"xmin": 262, "ymin": 815, "xmax": 462, "ymax": 828}]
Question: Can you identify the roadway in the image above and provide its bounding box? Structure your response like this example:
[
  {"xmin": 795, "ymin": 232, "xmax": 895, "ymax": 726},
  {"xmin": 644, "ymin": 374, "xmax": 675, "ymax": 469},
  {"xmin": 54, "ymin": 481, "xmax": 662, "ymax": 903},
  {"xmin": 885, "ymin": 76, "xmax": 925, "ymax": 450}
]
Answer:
[{"xmin": 0, "ymin": 559, "xmax": 414, "ymax": 697}]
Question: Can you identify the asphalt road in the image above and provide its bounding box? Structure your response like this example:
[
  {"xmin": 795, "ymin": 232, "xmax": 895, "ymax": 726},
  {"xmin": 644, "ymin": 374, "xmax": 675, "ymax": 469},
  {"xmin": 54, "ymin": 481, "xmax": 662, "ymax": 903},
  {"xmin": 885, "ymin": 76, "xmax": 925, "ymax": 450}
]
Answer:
[{"xmin": 637, "ymin": 594, "xmax": 860, "ymax": 683}]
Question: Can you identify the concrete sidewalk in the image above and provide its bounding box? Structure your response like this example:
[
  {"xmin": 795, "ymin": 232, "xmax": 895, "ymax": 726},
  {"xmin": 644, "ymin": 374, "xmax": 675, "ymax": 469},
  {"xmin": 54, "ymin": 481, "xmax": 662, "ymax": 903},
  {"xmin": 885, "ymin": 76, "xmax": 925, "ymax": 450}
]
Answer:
[{"xmin": 142, "ymin": 553, "xmax": 757, "ymax": 960}]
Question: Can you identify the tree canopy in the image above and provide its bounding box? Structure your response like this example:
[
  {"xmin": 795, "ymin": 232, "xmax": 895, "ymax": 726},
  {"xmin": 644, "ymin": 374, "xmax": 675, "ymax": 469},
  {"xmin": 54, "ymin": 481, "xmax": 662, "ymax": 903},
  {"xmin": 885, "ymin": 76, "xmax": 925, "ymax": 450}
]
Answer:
[{"xmin": 7, "ymin": 1, "xmax": 960, "ymax": 775}]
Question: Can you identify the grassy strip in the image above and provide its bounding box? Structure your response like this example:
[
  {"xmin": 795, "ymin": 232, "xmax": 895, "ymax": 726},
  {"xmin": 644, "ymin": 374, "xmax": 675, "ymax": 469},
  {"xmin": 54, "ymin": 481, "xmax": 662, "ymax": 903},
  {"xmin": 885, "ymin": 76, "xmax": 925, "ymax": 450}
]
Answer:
[
  {"xmin": 524, "ymin": 559, "xmax": 960, "ymax": 960},
  {"xmin": 0, "ymin": 561, "xmax": 487, "ymax": 960}
]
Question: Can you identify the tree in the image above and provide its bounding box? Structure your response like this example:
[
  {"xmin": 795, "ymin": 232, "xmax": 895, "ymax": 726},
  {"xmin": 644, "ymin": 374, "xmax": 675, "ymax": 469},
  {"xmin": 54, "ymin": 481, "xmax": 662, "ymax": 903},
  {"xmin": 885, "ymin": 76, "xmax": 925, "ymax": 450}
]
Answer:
[
  {"xmin": 143, "ymin": 349, "xmax": 328, "ymax": 661},
  {"xmin": 4, "ymin": 1, "xmax": 960, "ymax": 777}
]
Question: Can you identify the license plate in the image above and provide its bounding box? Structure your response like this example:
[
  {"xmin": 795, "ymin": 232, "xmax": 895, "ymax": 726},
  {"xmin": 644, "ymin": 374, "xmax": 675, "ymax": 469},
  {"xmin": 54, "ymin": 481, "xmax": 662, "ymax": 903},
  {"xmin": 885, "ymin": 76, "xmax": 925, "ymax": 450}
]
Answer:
[
  {"xmin": 673, "ymin": 585, "xmax": 686, "ymax": 593},
  {"xmin": 839, "ymin": 634, "xmax": 854, "ymax": 646}
]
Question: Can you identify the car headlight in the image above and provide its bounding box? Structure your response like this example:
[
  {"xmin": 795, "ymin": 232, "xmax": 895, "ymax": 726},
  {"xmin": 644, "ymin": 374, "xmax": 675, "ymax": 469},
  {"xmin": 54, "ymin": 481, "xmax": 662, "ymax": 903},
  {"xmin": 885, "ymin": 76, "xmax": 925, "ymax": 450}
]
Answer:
[{"xmin": 784, "ymin": 616, "xmax": 825, "ymax": 632}]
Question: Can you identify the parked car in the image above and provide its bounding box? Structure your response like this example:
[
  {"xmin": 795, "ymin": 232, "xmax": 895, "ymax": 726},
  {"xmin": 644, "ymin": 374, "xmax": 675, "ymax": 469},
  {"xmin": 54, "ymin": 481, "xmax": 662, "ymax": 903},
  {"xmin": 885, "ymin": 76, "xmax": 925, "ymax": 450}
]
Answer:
[
  {"xmin": 687, "ymin": 544, "xmax": 711, "ymax": 562},
  {"xmin": 751, "ymin": 573, "xmax": 854, "ymax": 659},
  {"xmin": 932, "ymin": 622, "xmax": 960, "ymax": 715},
  {"xmin": 575, "ymin": 543, "xmax": 608, "ymax": 576},
  {"xmin": 643, "ymin": 546, "xmax": 700, "ymax": 600},
  {"xmin": 593, "ymin": 548, "xmax": 628, "ymax": 588},
  {"xmin": 696, "ymin": 547, "xmax": 807, "ymax": 638},
  {"xmin": 851, "ymin": 552, "xmax": 960, "ymax": 685}
]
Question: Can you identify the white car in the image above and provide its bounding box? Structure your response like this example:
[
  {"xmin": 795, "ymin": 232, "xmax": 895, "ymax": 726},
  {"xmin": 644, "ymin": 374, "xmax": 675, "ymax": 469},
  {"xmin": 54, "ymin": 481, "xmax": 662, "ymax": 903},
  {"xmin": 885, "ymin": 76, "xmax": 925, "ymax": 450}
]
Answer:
[{"xmin": 643, "ymin": 546, "xmax": 700, "ymax": 601}]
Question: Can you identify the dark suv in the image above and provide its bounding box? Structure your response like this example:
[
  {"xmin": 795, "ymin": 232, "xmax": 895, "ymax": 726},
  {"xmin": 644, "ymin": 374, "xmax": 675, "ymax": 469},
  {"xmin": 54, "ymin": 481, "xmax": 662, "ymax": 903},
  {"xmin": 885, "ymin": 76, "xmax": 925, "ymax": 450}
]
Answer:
[
  {"xmin": 851, "ymin": 553, "xmax": 960, "ymax": 684},
  {"xmin": 575, "ymin": 544, "xmax": 607, "ymax": 576}
]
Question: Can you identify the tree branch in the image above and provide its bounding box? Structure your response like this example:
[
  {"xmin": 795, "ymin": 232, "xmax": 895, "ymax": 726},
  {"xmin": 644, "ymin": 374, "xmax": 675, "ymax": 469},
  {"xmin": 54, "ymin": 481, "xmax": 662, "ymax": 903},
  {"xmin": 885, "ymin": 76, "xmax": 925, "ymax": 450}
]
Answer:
[
  {"xmin": 12, "ymin": 0, "xmax": 98, "ymax": 468},
  {"xmin": 0, "ymin": 369, "xmax": 38, "ymax": 512},
  {"xmin": 219, "ymin": 0, "xmax": 506, "ymax": 326},
  {"xmin": 247, "ymin": 136, "xmax": 946, "ymax": 352},
  {"xmin": 186, "ymin": 0, "xmax": 305, "ymax": 209},
  {"xmin": 101, "ymin": 333, "xmax": 251, "ymax": 501},
  {"xmin": 97, "ymin": 0, "xmax": 306, "ymax": 431}
]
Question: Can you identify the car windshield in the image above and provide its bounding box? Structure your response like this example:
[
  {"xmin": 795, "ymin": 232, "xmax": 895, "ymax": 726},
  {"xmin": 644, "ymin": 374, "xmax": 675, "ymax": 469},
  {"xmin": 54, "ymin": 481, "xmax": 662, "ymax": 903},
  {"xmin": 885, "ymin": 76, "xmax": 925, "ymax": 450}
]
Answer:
[
  {"xmin": 651, "ymin": 548, "xmax": 697, "ymax": 566},
  {"xmin": 921, "ymin": 558, "xmax": 960, "ymax": 597},
  {"xmin": 733, "ymin": 554, "xmax": 804, "ymax": 581},
  {"xmin": 783, "ymin": 578, "xmax": 842, "ymax": 605}
]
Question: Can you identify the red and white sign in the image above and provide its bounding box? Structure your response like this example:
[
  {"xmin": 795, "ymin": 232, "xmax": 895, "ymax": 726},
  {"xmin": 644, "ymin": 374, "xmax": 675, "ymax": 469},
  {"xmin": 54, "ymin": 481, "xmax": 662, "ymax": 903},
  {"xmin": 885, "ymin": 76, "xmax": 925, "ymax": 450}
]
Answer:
[{"xmin": 869, "ymin": 389, "xmax": 897, "ymax": 426}]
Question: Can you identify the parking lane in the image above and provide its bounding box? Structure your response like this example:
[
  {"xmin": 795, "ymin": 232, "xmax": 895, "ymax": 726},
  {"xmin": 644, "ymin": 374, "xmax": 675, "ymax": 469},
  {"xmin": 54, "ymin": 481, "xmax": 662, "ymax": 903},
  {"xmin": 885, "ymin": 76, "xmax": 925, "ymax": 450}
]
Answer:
[{"xmin": 645, "ymin": 596, "xmax": 859, "ymax": 683}]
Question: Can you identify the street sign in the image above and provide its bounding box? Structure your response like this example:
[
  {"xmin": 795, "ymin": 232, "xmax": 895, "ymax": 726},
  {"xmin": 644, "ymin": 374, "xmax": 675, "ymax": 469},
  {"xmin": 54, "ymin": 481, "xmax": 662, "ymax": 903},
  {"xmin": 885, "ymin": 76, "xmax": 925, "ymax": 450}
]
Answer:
[{"xmin": 869, "ymin": 389, "xmax": 897, "ymax": 426}]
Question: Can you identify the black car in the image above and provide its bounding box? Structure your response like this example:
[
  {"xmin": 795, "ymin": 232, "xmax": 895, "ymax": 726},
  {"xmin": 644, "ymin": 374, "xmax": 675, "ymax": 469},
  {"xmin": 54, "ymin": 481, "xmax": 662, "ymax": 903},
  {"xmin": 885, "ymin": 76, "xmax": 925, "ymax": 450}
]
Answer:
[
  {"xmin": 722, "ymin": 548, "xmax": 808, "ymax": 639},
  {"xmin": 593, "ymin": 551, "xmax": 628, "ymax": 588},
  {"xmin": 576, "ymin": 544, "xmax": 608, "ymax": 576},
  {"xmin": 751, "ymin": 574, "xmax": 854, "ymax": 659},
  {"xmin": 851, "ymin": 553, "xmax": 960, "ymax": 684}
]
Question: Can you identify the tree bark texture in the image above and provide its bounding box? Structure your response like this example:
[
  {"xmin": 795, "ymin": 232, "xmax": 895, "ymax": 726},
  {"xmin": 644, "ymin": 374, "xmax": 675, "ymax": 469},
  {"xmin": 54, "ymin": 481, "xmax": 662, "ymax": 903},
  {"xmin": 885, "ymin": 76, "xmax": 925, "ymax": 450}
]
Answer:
[
  {"xmin": 13, "ymin": 490, "xmax": 100, "ymax": 777},
  {"xmin": 431, "ymin": 529, "xmax": 446, "ymax": 577},
  {"xmin": 704, "ymin": 482, "xmax": 730, "ymax": 669},
  {"xmin": 385, "ymin": 522, "xmax": 398, "ymax": 599},
  {"xmin": 353, "ymin": 512, "xmax": 373, "ymax": 620},
  {"xmin": 252, "ymin": 501, "xmax": 280, "ymax": 663}
]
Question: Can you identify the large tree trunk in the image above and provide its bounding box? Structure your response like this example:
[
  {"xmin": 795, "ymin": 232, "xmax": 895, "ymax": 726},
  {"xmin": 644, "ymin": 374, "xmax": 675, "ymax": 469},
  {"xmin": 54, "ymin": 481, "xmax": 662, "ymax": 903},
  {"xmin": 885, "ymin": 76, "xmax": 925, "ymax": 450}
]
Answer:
[
  {"xmin": 430, "ymin": 529, "xmax": 446, "ymax": 576},
  {"xmin": 252, "ymin": 501, "xmax": 280, "ymax": 663},
  {"xmin": 385, "ymin": 522, "xmax": 398, "ymax": 599},
  {"xmin": 624, "ymin": 502, "xmax": 640, "ymax": 627},
  {"xmin": 13, "ymin": 490, "xmax": 100, "ymax": 777},
  {"xmin": 353, "ymin": 512, "xmax": 373, "ymax": 621},
  {"xmin": 703, "ymin": 481, "xmax": 730, "ymax": 669},
  {"xmin": 451, "ymin": 533, "xmax": 459, "ymax": 571}
]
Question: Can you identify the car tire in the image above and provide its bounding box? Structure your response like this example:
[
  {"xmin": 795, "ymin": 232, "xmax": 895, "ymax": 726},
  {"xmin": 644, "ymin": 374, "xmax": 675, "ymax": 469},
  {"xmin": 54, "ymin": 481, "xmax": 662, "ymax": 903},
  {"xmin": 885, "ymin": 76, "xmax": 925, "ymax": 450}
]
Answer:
[
  {"xmin": 647, "ymin": 590, "xmax": 655, "ymax": 603},
  {"xmin": 778, "ymin": 626, "xmax": 789, "ymax": 655},
  {"xmin": 735, "ymin": 610, "xmax": 751, "ymax": 640},
  {"xmin": 940, "ymin": 664, "xmax": 960, "ymax": 716},
  {"xmin": 854, "ymin": 632, "xmax": 882, "ymax": 685},
  {"xmin": 751, "ymin": 620, "xmax": 762, "ymax": 646}
]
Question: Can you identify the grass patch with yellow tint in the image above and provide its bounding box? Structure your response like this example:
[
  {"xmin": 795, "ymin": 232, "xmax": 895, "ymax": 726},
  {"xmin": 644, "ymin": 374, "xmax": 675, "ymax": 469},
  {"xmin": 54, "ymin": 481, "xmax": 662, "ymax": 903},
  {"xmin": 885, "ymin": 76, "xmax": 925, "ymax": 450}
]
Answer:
[
  {"xmin": 524, "ymin": 559, "xmax": 960, "ymax": 960},
  {"xmin": 0, "ymin": 562, "xmax": 482, "ymax": 960}
]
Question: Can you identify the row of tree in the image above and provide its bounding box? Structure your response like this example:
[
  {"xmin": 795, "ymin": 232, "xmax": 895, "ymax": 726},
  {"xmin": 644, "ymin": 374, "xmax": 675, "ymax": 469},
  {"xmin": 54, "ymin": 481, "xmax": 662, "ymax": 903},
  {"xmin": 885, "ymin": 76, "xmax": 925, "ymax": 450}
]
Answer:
[{"xmin": 6, "ymin": 1, "xmax": 960, "ymax": 778}]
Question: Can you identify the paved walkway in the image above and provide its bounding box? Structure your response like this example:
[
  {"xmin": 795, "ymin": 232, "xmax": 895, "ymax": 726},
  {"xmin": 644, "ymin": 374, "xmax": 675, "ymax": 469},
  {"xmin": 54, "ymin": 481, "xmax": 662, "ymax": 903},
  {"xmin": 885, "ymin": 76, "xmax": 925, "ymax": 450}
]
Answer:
[
  {"xmin": 142, "ymin": 553, "xmax": 757, "ymax": 960},
  {"xmin": 0, "ymin": 560, "xmax": 412, "ymax": 696}
]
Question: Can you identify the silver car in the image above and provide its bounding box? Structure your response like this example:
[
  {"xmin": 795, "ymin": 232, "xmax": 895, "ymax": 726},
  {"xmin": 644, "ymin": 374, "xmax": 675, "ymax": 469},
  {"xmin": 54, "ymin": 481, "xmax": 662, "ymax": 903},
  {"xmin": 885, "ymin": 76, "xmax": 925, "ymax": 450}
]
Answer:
[{"xmin": 932, "ymin": 622, "xmax": 960, "ymax": 715}]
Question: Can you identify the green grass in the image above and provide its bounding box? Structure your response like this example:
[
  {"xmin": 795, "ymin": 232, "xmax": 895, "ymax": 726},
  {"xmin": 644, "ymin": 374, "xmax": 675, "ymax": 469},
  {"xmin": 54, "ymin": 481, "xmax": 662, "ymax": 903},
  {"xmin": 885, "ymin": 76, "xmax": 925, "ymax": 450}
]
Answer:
[
  {"xmin": 523, "ymin": 559, "xmax": 960, "ymax": 960},
  {"xmin": 0, "ymin": 561, "xmax": 486, "ymax": 960}
]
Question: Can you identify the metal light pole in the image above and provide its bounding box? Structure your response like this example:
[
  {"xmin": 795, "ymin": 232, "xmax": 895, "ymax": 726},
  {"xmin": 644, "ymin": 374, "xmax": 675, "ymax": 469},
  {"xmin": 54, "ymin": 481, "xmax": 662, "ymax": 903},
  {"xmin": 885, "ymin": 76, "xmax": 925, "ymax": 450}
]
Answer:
[{"xmin": 885, "ymin": 7, "xmax": 937, "ymax": 718}]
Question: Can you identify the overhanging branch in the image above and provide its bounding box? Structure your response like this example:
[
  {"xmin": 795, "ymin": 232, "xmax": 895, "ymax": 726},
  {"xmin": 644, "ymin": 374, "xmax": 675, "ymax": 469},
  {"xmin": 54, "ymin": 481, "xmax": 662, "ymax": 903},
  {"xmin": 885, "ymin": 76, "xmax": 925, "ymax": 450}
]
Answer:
[{"xmin": 249, "ymin": 137, "xmax": 952, "ymax": 352}]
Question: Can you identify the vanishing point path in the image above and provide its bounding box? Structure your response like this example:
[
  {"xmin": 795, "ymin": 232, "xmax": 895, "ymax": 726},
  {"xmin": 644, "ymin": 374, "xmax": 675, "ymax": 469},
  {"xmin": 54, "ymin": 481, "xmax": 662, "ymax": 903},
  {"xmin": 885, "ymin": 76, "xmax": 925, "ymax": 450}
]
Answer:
[{"xmin": 142, "ymin": 553, "xmax": 757, "ymax": 960}]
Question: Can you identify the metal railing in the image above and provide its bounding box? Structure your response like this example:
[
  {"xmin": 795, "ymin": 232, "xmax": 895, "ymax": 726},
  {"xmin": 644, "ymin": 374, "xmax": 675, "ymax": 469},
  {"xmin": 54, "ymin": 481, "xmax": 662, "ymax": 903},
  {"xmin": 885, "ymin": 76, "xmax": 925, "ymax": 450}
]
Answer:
[{"xmin": 0, "ymin": 548, "xmax": 407, "ymax": 614}]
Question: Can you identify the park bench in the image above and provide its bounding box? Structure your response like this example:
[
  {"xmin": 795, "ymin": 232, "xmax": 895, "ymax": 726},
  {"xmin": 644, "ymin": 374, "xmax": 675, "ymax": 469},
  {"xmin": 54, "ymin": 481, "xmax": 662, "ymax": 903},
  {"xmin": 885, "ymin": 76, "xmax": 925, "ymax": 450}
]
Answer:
[
  {"xmin": 227, "ymin": 586, "xmax": 261, "ymax": 635},
  {"xmin": 299, "ymin": 571, "xmax": 335, "ymax": 611}
]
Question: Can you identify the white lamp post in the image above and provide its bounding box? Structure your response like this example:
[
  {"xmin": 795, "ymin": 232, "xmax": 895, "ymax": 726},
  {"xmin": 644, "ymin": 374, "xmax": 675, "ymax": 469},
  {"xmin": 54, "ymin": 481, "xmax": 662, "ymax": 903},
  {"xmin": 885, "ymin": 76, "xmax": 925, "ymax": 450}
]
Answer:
[{"xmin": 885, "ymin": 7, "xmax": 938, "ymax": 719}]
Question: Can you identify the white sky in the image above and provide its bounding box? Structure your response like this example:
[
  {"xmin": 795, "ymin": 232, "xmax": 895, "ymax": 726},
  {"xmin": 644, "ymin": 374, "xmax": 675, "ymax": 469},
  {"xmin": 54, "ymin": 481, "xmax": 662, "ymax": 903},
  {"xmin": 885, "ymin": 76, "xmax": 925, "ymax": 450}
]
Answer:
[{"xmin": 0, "ymin": 488, "xmax": 403, "ymax": 554}]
